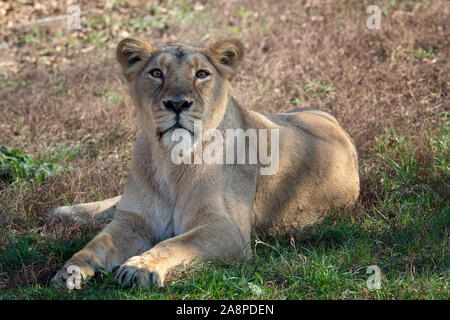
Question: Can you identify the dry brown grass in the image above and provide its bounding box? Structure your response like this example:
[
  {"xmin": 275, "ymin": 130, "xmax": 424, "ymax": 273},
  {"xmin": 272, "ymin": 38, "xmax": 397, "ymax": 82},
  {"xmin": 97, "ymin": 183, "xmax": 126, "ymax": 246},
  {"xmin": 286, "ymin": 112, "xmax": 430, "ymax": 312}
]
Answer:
[{"xmin": 0, "ymin": 0, "xmax": 448, "ymax": 291}]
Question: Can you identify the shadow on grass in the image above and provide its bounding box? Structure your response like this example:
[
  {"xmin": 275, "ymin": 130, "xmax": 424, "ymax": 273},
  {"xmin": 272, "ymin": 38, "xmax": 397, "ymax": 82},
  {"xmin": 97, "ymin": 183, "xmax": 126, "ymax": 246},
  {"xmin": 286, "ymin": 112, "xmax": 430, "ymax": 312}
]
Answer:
[{"xmin": 1, "ymin": 203, "xmax": 447, "ymax": 300}]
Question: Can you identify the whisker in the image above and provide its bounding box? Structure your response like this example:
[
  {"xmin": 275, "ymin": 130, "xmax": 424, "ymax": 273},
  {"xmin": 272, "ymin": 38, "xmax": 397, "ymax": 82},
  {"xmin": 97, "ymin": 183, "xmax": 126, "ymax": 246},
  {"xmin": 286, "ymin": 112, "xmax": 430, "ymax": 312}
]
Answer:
[
  {"xmin": 188, "ymin": 111, "xmax": 203, "ymax": 117},
  {"xmin": 154, "ymin": 114, "xmax": 172, "ymax": 120}
]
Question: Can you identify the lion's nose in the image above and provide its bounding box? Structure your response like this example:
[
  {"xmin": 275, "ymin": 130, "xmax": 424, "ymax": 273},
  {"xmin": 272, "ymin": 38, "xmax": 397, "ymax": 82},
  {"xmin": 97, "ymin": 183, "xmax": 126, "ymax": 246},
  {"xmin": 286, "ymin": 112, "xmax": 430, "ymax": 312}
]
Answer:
[{"xmin": 163, "ymin": 99, "xmax": 193, "ymax": 114}]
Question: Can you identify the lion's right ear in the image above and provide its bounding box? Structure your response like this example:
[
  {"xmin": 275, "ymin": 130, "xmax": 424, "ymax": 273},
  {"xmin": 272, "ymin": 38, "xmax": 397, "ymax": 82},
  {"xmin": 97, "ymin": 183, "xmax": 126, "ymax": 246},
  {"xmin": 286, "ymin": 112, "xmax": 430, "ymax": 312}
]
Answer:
[{"xmin": 116, "ymin": 38, "xmax": 156, "ymax": 80}]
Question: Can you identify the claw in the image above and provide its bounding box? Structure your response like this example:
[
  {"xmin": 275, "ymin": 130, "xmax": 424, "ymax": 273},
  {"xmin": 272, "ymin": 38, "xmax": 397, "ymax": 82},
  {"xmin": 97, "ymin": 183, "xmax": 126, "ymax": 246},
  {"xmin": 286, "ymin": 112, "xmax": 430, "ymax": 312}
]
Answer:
[{"xmin": 114, "ymin": 264, "xmax": 154, "ymax": 289}]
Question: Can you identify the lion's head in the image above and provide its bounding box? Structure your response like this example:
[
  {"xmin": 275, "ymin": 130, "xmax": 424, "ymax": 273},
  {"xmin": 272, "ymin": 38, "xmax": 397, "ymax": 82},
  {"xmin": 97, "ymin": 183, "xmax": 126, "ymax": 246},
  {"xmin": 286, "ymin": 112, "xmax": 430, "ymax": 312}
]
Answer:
[{"xmin": 116, "ymin": 38, "xmax": 244, "ymax": 148}]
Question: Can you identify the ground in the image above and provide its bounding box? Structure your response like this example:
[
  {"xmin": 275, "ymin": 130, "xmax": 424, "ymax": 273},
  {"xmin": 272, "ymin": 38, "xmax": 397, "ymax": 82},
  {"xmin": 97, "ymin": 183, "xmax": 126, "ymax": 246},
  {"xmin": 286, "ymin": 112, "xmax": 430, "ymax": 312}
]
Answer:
[{"xmin": 0, "ymin": 0, "xmax": 448, "ymax": 299}]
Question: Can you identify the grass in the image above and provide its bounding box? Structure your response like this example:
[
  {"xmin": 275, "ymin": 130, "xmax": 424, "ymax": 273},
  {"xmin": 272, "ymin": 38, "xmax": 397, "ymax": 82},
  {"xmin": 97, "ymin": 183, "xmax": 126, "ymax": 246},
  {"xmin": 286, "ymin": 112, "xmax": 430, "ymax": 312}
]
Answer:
[
  {"xmin": 0, "ymin": 123, "xmax": 448, "ymax": 299},
  {"xmin": 0, "ymin": 146, "xmax": 62, "ymax": 185},
  {"xmin": 0, "ymin": 0, "xmax": 448, "ymax": 299}
]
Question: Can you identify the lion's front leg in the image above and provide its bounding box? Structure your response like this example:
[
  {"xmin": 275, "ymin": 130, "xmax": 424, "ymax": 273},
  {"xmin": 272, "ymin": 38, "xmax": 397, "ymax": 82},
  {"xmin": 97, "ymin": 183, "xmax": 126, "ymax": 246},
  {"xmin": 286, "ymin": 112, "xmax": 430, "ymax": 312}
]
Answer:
[
  {"xmin": 51, "ymin": 210, "xmax": 154, "ymax": 288},
  {"xmin": 115, "ymin": 218, "xmax": 250, "ymax": 288}
]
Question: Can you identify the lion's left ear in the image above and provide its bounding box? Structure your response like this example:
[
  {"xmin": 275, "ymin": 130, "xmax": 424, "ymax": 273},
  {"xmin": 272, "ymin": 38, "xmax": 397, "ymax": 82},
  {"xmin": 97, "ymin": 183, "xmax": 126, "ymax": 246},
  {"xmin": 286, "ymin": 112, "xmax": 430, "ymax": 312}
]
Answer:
[{"xmin": 204, "ymin": 39, "xmax": 244, "ymax": 80}]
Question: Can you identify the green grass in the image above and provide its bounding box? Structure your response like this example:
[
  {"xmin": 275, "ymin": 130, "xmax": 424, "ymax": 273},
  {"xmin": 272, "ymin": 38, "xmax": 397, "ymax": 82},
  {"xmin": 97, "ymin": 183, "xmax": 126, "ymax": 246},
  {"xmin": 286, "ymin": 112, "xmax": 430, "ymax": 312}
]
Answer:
[
  {"xmin": 0, "ymin": 146, "xmax": 62, "ymax": 185},
  {"xmin": 0, "ymin": 122, "xmax": 448, "ymax": 299},
  {"xmin": 286, "ymin": 79, "xmax": 336, "ymax": 106},
  {"xmin": 104, "ymin": 87, "xmax": 125, "ymax": 104},
  {"xmin": 302, "ymin": 79, "xmax": 336, "ymax": 97},
  {"xmin": 411, "ymin": 48, "xmax": 437, "ymax": 59}
]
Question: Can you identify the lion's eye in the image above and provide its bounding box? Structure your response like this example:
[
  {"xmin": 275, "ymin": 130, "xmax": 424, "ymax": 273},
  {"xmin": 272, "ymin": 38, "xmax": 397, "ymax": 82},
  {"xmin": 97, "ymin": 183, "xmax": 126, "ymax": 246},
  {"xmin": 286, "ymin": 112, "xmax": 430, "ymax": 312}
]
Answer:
[
  {"xmin": 196, "ymin": 70, "xmax": 209, "ymax": 79},
  {"xmin": 149, "ymin": 69, "xmax": 162, "ymax": 78}
]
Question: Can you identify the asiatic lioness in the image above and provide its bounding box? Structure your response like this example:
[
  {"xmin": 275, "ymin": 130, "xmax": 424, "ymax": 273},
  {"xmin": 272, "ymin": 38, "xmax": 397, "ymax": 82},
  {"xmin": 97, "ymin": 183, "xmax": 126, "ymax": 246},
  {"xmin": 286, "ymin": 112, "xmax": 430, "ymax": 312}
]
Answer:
[{"xmin": 51, "ymin": 38, "xmax": 359, "ymax": 288}]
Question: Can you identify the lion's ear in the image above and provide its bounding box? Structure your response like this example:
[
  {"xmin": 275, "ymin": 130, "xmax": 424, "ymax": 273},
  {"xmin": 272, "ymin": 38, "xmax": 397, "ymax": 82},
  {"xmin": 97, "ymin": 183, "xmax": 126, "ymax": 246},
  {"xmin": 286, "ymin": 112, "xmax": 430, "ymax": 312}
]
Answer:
[
  {"xmin": 205, "ymin": 39, "xmax": 244, "ymax": 80},
  {"xmin": 116, "ymin": 38, "xmax": 156, "ymax": 80}
]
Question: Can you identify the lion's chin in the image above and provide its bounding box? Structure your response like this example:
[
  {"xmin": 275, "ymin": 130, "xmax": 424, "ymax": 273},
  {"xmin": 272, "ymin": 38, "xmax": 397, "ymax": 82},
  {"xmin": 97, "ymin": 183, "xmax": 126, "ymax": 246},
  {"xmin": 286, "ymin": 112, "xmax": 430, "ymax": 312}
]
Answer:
[{"xmin": 160, "ymin": 127, "xmax": 195, "ymax": 150}]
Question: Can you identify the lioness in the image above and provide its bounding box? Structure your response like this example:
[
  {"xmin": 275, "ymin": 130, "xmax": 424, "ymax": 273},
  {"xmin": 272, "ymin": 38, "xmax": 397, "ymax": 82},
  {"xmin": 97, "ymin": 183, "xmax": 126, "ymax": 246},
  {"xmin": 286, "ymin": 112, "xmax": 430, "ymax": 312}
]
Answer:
[{"xmin": 51, "ymin": 38, "xmax": 359, "ymax": 288}]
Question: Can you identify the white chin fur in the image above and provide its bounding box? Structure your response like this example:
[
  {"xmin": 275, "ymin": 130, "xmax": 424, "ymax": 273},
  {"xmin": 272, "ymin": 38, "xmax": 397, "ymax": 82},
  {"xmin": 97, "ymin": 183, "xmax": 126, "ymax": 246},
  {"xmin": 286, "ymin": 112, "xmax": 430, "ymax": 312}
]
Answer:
[{"xmin": 161, "ymin": 127, "xmax": 196, "ymax": 151}]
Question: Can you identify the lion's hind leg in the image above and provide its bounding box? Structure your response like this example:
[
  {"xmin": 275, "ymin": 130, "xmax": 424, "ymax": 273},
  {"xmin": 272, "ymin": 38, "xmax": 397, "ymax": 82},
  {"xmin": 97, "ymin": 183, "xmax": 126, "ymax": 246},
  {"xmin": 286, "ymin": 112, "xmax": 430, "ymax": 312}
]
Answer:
[{"xmin": 51, "ymin": 195, "xmax": 121, "ymax": 224}]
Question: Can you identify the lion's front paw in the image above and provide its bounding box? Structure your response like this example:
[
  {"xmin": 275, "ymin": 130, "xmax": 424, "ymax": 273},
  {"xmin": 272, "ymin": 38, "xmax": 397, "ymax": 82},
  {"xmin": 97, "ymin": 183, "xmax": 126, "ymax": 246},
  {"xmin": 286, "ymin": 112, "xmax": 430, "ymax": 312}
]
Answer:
[
  {"xmin": 50, "ymin": 262, "xmax": 95, "ymax": 289},
  {"xmin": 51, "ymin": 267, "xmax": 71, "ymax": 288},
  {"xmin": 114, "ymin": 256, "xmax": 161, "ymax": 289}
]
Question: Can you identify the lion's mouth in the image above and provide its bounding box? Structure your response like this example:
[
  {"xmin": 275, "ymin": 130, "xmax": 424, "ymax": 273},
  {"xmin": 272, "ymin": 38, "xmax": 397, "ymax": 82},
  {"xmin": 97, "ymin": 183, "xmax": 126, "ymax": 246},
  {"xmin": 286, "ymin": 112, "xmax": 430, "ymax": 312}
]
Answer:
[{"xmin": 158, "ymin": 122, "xmax": 193, "ymax": 140}]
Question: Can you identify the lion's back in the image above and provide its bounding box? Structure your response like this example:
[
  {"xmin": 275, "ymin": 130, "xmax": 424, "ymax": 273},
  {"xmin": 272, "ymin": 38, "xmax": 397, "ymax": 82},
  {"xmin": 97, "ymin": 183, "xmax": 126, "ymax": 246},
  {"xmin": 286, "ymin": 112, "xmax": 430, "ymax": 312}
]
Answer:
[{"xmin": 251, "ymin": 108, "xmax": 360, "ymax": 235}]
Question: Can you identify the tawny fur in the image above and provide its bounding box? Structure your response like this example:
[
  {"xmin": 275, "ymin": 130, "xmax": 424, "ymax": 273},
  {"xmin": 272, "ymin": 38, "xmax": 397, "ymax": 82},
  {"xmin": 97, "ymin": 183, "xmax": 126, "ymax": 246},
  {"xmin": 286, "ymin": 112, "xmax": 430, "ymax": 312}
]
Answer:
[{"xmin": 51, "ymin": 38, "xmax": 359, "ymax": 288}]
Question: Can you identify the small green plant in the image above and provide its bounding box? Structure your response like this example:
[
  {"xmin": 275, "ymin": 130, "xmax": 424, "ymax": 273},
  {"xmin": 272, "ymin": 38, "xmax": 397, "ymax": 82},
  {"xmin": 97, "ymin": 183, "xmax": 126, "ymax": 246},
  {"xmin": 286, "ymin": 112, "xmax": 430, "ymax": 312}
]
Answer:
[
  {"xmin": 229, "ymin": 26, "xmax": 242, "ymax": 35},
  {"xmin": 105, "ymin": 87, "xmax": 124, "ymax": 104},
  {"xmin": 0, "ymin": 146, "xmax": 61, "ymax": 184},
  {"xmin": 85, "ymin": 31, "xmax": 104, "ymax": 46},
  {"xmin": 412, "ymin": 48, "xmax": 437, "ymax": 59},
  {"xmin": 1, "ymin": 232, "xmax": 39, "ymax": 274},
  {"xmin": 303, "ymin": 79, "xmax": 336, "ymax": 97},
  {"xmin": 0, "ymin": 80, "xmax": 13, "ymax": 92},
  {"xmin": 17, "ymin": 29, "xmax": 41, "ymax": 46},
  {"xmin": 287, "ymin": 97, "xmax": 303, "ymax": 106},
  {"xmin": 53, "ymin": 83, "xmax": 70, "ymax": 95},
  {"xmin": 236, "ymin": 9, "xmax": 248, "ymax": 19}
]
